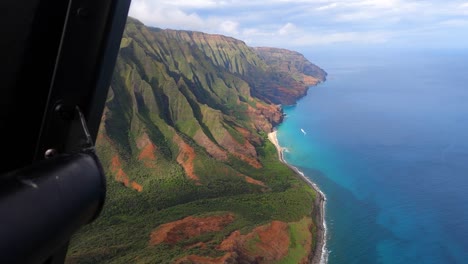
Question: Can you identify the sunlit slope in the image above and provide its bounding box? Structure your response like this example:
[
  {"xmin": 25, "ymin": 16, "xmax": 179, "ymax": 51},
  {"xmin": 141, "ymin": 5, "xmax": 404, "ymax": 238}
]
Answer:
[{"xmin": 68, "ymin": 17, "xmax": 325, "ymax": 264}]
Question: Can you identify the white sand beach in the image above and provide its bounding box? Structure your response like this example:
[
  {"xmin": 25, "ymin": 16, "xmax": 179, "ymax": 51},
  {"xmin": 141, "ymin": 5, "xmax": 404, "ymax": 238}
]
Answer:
[{"xmin": 268, "ymin": 130, "xmax": 328, "ymax": 264}]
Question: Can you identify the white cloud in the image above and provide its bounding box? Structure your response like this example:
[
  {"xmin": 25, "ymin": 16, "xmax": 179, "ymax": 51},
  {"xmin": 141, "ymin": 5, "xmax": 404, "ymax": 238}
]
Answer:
[
  {"xmin": 246, "ymin": 32, "xmax": 392, "ymax": 48},
  {"xmin": 219, "ymin": 20, "xmax": 239, "ymax": 34},
  {"xmin": 438, "ymin": 19, "xmax": 468, "ymax": 27},
  {"xmin": 460, "ymin": 2, "xmax": 468, "ymax": 15},
  {"xmin": 129, "ymin": 1, "xmax": 205, "ymax": 29},
  {"xmin": 283, "ymin": 31, "xmax": 392, "ymax": 46},
  {"xmin": 129, "ymin": 0, "xmax": 239, "ymax": 34},
  {"xmin": 316, "ymin": 3, "xmax": 339, "ymax": 11},
  {"xmin": 353, "ymin": 0, "xmax": 401, "ymax": 9},
  {"xmin": 237, "ymin": 25, "xmax": 392, "ymax": 47},
  {"xmin": 128, "ymin": 0, "xmax": 468, "ymax": 49},
  {"xmin": 157, "ymin": 0, "xmax": 225, "ymax": 8},
  {"xmin": 335, "ymin": 11, "xmax": 378, "ymax": 22},
  {"xmin": 278, "ymin": 23, "xmax": 298, "ymax": 36}
]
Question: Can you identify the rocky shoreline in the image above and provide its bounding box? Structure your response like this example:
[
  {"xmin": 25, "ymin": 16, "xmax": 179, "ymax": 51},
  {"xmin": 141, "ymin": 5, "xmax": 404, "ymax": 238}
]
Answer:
[{"xmin": 268, "ymin": 130, "xmax": 327, "ymax": 264}]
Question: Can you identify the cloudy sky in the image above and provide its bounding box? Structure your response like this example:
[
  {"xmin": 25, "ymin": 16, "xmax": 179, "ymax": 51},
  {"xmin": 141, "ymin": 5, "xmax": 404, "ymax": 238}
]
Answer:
[{"xmin": 129, "ymin": 0, "xmax": 468, "ymax": 51}]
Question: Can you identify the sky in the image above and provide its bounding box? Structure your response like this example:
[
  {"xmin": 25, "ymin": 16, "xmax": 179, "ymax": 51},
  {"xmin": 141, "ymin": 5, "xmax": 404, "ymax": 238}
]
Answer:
[{"xmin": 128, "ymin": 0, "xmax": 468, "ymax": 51}]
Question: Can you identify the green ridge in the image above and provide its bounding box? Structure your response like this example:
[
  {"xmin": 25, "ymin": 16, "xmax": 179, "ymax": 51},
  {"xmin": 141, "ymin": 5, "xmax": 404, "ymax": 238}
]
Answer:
[{"xmin": 67, "ymin": 17, "xmax": 326, "ymax": 264}]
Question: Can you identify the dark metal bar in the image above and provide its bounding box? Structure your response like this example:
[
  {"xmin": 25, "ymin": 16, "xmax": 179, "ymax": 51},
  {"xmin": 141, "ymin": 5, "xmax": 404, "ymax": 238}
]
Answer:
[{"xmin": 34, "ymin": 0, "xmax": 131, "ymax": 160}]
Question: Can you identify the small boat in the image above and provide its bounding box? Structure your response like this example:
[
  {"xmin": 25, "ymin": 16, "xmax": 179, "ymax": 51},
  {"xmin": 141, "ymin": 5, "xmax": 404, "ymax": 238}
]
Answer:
[{"xmin": 301, "ymin": 128, "xmax": 306, "ymax": 135}]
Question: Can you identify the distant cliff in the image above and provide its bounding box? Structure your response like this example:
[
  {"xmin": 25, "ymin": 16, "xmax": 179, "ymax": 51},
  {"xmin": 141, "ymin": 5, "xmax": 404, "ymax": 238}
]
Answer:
[
  {"xmin": 68, "ymin": 17, "xmax": 325, "ymax": 264},
  {"xmin": 254, "ymin": 47, "xmax": 326, "ymax": 104}
]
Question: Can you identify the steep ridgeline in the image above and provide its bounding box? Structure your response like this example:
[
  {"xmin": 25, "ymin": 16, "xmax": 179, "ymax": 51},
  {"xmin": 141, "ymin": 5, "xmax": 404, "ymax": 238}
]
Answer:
[
  {"xmin": 160, "ymin": 30, "xmax": 326, "ymax": 105},
  {"xmin": 68, "ymin": 17, "xmax": 325, "ymax": 264},
  {"xmin": 254, "ymin": 47, "xmax": 327, "ymax": 105}
]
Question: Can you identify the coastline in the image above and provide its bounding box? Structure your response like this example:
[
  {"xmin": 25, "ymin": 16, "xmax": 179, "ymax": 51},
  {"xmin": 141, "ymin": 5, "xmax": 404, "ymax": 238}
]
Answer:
[{"xmin": 268, "ymin": 130, "xmax": 328, "ymax": 264}]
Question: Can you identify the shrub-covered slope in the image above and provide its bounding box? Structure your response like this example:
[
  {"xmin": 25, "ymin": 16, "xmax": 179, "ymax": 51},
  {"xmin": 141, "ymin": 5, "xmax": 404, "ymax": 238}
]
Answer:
[{"xmin": 67, "ymin": 17, "xmax": 325, "ymax": 264}]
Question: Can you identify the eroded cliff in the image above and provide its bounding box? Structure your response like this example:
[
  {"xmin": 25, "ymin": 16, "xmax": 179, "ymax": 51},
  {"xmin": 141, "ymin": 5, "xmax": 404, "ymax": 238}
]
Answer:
[{"xmin": 67, "ymin": 17, "xmax": 325, "ymax": 264}]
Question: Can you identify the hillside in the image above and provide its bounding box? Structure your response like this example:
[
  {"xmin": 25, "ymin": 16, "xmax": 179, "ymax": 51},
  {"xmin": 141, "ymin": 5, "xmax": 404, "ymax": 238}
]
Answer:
[{"xmin": 67, "ymin": 17, "xmax": 326, "ymax": 264}]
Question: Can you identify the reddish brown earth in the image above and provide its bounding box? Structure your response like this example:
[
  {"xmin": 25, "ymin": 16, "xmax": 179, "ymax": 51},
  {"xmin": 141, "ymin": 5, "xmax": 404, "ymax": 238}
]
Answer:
[
  {"xmin": 277, "ymin": 84, "xmax": 306, "ymax": 99},
  {"xmin": 221, "ymin": 130, "xmax": 254, "ymax": 156},
  {"xmin": 232, "ymin": 153, "xmax": 262, "ymax": 169},
  {"xmin": 131, "ymin": 182, "xmax": 143, "ymax": 192},
  {"xmin": 136, "ymin": 133, "xmax": 157, "ymax": 168},
  {"xmin": 303, "ymin": 75, "xmax": 320, "ymax": 86},
  {"xmin": 234, "ymin": 126, "xmax": 261, "ymax": 146},
  {"xmin": 244, "ymin": 176, "xmax": 266, "ymax": 187},
  {"xmin": 217, "ymin": 221, "xmax": 290, "ymax": 263},
  {"xmin": 110, "ymin": 155, "xmax": 130, "ymax": 186},
  {"xmin": 240, "ymin": 138, "xmax": 263, "ymax": 169},
  {"xmin": 234, "ymin": 126, "xmax": 250, "ymax": 138},
  {"xmin": 138, "ymin": 143, "xmax": 157, "ymax": 166},
  {"xmin": 193, "ymin": 130, "xmax": 228, "ymax": 160},
  {"xmin": 247, "ymin": 102, "xmax": 283, "ymax": 132},
  {"xmin": 219, "ymin": 132, "xmax": 262, "ymax": 169},
  {"xmin": 173, "ymin": 134, "xmax": 200, "ymax": 183},
  {"xmin": 217, "ymin": 231, "xmax": 241, "ymax": 252},
  {"xmin": 184, "ymin": 242, "xmax": 208, "ymax": 250},
  {"xmin": 174, "ymin": 252, "xmax": 237, "ymax": 264},
  {"xmin": 149, "ymin": 213, "xmax": 235, "ymax": 246},
  {"xmin": 110, "ymin": 155, "xmax": 143, "ymax": 192}
]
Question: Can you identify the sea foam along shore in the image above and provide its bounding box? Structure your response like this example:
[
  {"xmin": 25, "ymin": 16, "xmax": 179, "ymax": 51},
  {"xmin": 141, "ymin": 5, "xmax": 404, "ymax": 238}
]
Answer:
[{"xmin": 268, "ymin": 130, "xmax": 328, "ymax": 264}]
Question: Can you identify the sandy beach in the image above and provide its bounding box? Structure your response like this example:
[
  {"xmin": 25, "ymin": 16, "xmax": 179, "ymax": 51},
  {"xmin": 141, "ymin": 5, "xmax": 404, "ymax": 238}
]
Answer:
[{"xmin": 268, "ymin": 130, "xmax": 327, "ymax": 264}]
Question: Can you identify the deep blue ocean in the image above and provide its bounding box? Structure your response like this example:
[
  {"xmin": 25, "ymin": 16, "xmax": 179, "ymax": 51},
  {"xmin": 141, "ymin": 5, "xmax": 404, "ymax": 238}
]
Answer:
[{"xmin": 276, "ymin": 49, "xmax": 468, "ymax": 264}]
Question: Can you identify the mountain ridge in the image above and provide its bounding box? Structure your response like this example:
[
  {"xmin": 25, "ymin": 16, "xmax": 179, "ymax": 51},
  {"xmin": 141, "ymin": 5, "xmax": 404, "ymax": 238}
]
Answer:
[{"xmin": 68, "ymin": 17, "xmax": 326, "ymax": 264}]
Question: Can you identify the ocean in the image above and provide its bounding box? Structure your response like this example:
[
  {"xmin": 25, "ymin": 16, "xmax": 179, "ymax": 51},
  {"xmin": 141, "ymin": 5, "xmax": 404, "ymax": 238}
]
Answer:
[{"xmin": 276, "ymin": 49, "xmax": 468, "ymax": 264}]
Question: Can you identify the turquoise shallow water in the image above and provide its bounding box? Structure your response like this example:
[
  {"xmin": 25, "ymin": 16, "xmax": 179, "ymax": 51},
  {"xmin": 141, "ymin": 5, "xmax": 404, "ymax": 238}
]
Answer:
[{"xmin": 276, "ymin": 50, "xmax": 468, "ymax": 264}]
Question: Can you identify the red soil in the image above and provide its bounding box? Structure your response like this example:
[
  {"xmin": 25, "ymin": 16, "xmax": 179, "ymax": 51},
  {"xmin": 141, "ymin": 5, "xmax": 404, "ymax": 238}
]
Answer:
[
  {"xmin": 174, "ymin": 252, "xmax": 237, "ymax": 264},
  {"xmin": 244, "ymin": 176, "xmax": 266, "ymax": 187},
  {"xmin": 303, "ymin": 75, "xmax": 319, "ymax": 86},
  {"xmin": 110, "ymin": 155, "xmax": 143, "ymax": 192},
  {"xmin": 138, "ymin": 143, "xmax": 157, "ymax": 167},
  {"xmin": 149, "ymin": 213, "xmax": 235, "ymax": 246},
  {"xmin": 234, "ymin": 126, "xmax": 251, "ymax": 138},
  {"xmin": 173, "ymin": 134, "xmax": 200, "ymax": 183},
  {"xmin": 252, "ymin": 221, "xmax": 290, "ymax": 261},
  {"xmin": 217, "ymin": 230, "xmax": 241, "ymax": 251},
  {"xmin": 184, "ymin": 242, "xmax": 208, "ymax": 250},
  {"xmin": 131, "ymin": 182, "xmax": 143, "ymax": 192},
  {"xmin": 218, "ymin": 221, "xmax": 290, "ymax": 263},
  {"xmin": 110, "ymin": 156, "xmax": 128, "ymax": 185},
  {"xmin": 215, "ymin": 124, "xmax": 262, "ymax": 169},
  {"xmin": 193, "ymin": 130, "xmax": 228, "ymax": 160},
  {"xmin": 247, "ymin": 102, "xmax": 283, "ymax": 134},
  {"xmin": 233, "ymin": 153, "xmax": 262, "ymax": 169},
  {"xmin": 136, "ymin": 133, "xmax": 157, "ymax": 168}
]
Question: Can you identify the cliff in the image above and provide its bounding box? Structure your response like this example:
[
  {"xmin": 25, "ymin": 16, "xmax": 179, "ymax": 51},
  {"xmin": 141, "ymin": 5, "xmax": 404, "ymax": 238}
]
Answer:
[
  {"xmin": 67, "ymin": 17, "xmax": 325, "ymax": 264},
  {"xmin": 253, "ymin": 47, "xmax": 326, "ymax": 105}
]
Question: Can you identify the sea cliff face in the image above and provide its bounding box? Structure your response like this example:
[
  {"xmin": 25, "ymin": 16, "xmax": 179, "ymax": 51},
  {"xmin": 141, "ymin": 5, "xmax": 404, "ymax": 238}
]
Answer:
[
  {"xmin": 68, "ymin": 17, "xmax": 325, "ymax": 263},
  {"xmin": 253, "ymin": 47, "xmax": 326, "ymax": 105}
]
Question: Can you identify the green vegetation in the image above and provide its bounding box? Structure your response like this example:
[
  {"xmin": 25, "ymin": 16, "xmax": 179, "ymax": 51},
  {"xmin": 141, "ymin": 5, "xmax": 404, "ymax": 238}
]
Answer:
[
  {"xmin": 67, "ymin": 17, "xmax": 325, "ymax": 263},
  {"xmin": 278, "ymin": 218, "xmax": 313, "ymax": 264}
]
